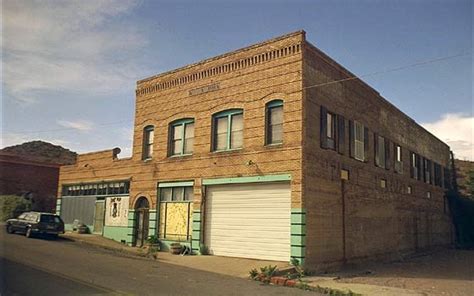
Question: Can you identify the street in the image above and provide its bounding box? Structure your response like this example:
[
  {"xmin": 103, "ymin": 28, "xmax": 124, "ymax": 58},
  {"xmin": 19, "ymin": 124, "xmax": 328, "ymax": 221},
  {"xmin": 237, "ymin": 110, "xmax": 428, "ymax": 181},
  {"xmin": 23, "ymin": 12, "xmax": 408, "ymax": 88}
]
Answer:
[{"xmin": 0, "ymin": 230, "xmax": 317, "ymax": 295}]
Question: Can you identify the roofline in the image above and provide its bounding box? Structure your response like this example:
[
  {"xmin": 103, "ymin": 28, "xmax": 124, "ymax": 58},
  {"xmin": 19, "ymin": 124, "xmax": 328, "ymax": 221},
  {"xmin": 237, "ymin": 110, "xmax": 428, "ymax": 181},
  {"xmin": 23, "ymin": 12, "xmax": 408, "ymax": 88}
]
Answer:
[
  {"xmin": 137, "ymin": 30, "xmax": 306, "ymax": 85},
  {"xmin": 304, "ymin": 40, "xmax": 450, "ymax": 151}
]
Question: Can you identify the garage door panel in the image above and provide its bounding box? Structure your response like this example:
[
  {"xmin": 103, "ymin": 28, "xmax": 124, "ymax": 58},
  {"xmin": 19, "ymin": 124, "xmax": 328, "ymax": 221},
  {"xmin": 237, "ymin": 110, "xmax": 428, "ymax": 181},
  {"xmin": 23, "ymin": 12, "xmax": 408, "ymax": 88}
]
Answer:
[{"xmin": 205, "ymin": 182, "xmax": 291, "ymax": 261}]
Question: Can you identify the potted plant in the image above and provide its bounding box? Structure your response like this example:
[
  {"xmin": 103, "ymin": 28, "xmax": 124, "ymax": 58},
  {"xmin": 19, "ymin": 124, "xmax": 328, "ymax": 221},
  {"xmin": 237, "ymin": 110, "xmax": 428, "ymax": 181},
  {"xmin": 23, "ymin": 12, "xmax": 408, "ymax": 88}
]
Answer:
[{"xmin": 146, "ymin": 235, "xmax": 160, "ymax": 248}]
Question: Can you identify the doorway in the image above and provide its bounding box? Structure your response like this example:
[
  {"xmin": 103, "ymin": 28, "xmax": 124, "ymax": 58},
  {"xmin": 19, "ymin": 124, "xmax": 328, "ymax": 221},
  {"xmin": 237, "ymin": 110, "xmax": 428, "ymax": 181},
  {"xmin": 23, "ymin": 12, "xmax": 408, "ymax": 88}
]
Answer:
[
  {"xmin": 134, "ymin": 197, "xmax": 150, "ymax": 247},
  {"xmin": 93, "ymin": 200, "xmax": 105, "ymax": 234}
]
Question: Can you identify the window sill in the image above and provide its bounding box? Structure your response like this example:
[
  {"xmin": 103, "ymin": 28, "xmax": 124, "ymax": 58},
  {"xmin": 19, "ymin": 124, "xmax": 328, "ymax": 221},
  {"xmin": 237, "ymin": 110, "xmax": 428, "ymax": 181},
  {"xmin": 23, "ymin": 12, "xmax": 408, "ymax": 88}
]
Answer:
[
  {"xmin": 265, "ymin": 142, "xmax": 283, "ymax": 148},
  {"xmin": 169, "ymin": 154, "xmax": 193, "ymax": 159},
  {"xmin": 212, "ymin": 148, "xmax": 243, "ymax": 154}
]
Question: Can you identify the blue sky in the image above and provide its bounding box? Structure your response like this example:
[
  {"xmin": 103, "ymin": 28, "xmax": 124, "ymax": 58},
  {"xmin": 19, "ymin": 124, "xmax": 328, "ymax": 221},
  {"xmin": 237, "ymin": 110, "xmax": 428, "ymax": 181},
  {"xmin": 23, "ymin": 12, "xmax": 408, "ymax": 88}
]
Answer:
[{"xmin": 2, "ymin": 0, "xmax": 473, "ymax": 160}]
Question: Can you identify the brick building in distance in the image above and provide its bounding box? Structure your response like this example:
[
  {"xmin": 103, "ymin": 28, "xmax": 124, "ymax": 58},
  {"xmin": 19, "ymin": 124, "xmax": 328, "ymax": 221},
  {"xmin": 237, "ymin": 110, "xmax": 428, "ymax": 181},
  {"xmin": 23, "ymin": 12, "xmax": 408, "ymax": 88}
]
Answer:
[
  {"xmin": 57, "ymin": 31, "xmax": 453, "ymax": 271},
  {"xmin": 1, "ymin": 141, "xmax": 76, "ymax": 212}
]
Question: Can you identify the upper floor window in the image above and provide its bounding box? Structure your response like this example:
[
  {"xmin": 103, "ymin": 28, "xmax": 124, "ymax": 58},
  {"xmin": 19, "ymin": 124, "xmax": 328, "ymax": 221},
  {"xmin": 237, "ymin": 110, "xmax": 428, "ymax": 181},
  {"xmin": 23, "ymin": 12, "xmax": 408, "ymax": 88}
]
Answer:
[
  {"xmin": 142, "ymin": 125, "xmax": 154, "ymax": 160},
  {"xmin": 410, "ymin": 152, "xmax": 420, "ymax": 180},
  {"xmin": 394, "ymin": 144, "xmax": 403, "ymax": 174},
  {"xmin": 212, "ymin": 109, "xmax": 243, "ymax": 151},
  {"xmin": 266, "ymin": 100, "xmax": 283, "ymax": 145},
  {"xmin": 375, "ymin": 134, "xmax": 387, "ymax": 168},
  {"xmin": 349, "ymin": 120, "xmax": 368, "ymax": 162},
  {"xmin": 169, "ymin": 119, "xmax": 194, "ymax": 156},
  {"xmin": 423, "ymin": 158, "xmax": 432, "ymax": 184},
  {"xmin": 320, "ymin": 106, "xmax": 346, "ymax": 154}
]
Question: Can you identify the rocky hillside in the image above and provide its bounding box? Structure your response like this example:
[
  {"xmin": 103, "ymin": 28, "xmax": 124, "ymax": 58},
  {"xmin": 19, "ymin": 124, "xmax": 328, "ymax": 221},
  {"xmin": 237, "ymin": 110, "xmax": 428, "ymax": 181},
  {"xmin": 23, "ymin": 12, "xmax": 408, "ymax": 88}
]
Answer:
[
  {"xmin": 455, "ymin": 159, "xmax": 474, "ymax": 198},
  {"xmin": 0, "ymin": 141, "xmax": 77, "ymax": 165}
]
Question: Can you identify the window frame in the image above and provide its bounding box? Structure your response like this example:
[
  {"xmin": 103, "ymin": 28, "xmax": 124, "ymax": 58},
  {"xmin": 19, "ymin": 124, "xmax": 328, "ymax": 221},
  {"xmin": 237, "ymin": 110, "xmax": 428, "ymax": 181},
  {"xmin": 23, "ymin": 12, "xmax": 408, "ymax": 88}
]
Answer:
[
  {"xmin": 353, "ymin": 121, "xmax": 365, "ymax": 162},
  {"xmin": 142, "ymin": 125, "xmax": 154, "ymax": 160},
  {"xmin": 394, "ymin": 144, "xmax": 403, "ymax": 174},
  {"xmin": 265, "ymin": 100, "xmax": 284, "ymax": 146},
  {"xmin": 375, "ymin": 134, "xmax": 386, "ymax": 168},
  {"xmin": 212, "ymin": 109, "xmax": 244, "ymax": 152},
  {"xmin": 169, "ymin": 118, "xmax": 195, "ymax": 157}
]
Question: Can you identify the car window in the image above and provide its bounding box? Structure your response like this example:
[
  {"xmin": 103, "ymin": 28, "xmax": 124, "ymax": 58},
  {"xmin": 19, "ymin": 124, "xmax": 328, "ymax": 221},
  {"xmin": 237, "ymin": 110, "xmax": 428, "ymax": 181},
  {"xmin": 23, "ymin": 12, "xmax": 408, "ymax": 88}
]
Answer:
[
  {"xmin": 26, "ymin": 214, "xmax": 38, "ymax": 222},
  {"xmin": 54, "ymin": 216, "xmax": 61, "ymax": 223},
  {"xmin": 40, "ymin": 215, "xmax": 57, "ymax": 223}
]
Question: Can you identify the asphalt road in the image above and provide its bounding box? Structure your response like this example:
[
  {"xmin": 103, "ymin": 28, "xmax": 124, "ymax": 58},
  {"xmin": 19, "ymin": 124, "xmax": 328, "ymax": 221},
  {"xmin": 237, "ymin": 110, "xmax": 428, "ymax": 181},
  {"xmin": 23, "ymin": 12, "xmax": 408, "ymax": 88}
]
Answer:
[{"xmin": 0, "ymin": 230, "xmax": 318, "ymax": 295}]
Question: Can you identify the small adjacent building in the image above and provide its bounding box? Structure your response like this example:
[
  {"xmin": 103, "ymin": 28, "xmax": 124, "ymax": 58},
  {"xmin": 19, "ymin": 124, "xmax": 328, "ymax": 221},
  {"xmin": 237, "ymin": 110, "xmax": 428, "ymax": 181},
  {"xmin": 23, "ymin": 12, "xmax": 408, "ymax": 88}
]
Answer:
[
  {"xmin": 1, "ymin": 152, "xmax": 61, "ymax": 212},
  {"xmin": 57, "ymin": 31, "xmax": 453, "ymax": 270}
]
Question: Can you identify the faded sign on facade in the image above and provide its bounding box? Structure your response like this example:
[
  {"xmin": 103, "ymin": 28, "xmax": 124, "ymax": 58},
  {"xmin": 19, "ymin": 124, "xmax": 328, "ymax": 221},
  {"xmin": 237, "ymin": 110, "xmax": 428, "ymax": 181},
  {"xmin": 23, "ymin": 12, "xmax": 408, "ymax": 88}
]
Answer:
[{"xmin": 105, "ymin": 196, "xmax": 129, "ymax": 227}]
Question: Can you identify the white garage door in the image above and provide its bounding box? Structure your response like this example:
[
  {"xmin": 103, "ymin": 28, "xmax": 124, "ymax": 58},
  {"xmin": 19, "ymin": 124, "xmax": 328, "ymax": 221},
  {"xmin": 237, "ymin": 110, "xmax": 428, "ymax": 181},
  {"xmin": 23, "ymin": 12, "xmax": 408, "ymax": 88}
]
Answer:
[{"xmin": 204, "ymin": 182, "xmax": 291, "ymax": 261}]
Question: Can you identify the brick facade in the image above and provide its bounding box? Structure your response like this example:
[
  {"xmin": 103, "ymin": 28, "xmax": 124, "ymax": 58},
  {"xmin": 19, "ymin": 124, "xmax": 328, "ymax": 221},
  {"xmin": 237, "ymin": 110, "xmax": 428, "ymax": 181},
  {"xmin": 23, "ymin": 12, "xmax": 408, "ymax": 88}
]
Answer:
[
  {"xmin": 58, "ymin": 31, "xmax": 452, "ymax": 270},
  {"xmin": 1, "ymin": 153, "xmax": 60, "ymax": 212}
]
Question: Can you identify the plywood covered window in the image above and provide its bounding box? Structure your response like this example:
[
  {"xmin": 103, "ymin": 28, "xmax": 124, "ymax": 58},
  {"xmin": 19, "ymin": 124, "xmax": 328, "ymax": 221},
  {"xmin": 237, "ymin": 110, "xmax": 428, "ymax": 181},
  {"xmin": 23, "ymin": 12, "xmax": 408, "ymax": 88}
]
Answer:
[
  {"xmin": 142, "ymin": 125, "xmax": 154, "ymax": 160},
  {"xmin": 212, "ymin": 109, "xmax": 243, "ymax": 151},
  {"xmin": 158, "ymin": 184, "xmax": 193, "ymax": 242},
  {"xmin": 169, "ymin": 119, "xmax": 194, "ymax": 156},
  {"xmin": 266, "ymin": 100, "xmax": 283, "ymax": 145}
]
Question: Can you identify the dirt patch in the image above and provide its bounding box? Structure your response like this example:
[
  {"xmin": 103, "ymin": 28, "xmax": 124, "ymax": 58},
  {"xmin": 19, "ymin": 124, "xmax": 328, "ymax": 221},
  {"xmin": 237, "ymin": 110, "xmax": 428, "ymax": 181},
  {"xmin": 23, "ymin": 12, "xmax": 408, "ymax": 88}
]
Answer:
[{"xmin": 335, "ymin": 249, "xmax": 473, "ymax": 296}]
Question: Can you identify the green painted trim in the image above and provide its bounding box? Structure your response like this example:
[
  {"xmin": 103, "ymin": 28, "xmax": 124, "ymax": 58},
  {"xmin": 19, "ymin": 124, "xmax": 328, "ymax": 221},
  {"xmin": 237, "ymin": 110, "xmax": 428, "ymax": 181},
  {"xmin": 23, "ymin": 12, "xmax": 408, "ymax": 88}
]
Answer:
[
  {"xmin": 158, "ymin": 181, "xmax": 194, "ymax": 188},
  {"xmin": 103, "ymin": 226, "xmax": 130, "ymax": 243},
  {"xmin": 291, "ymin": 224, "xmax": 306, "ymax": 235},
  {"xmin": 291, "ymin": 213, "xmax": 306, "ymax": 224},
  {"xmin": 56, "ymin": 199, "xmax": 62, "ymax": 205},
  {"xmin": 291, "ymin": 208, "xmax": 306, "ymax": 214},
  {"xmin": 291, "ymin": 246, "xmax": 306, "ymax": 257},
  {"xmin": 213, "ymin": 109, "xmax": 243, "ymax": 118},
  {"xmin": 203, "ymin": 174, "xmax": 291, "ymax": 185},
  {"xmin": 192, "ymin": 222, "xmax": 201, "ymax": 231},
  {"xmin": 149, "ymin": 212, "xmax": 157, "ymax": 220},
  {"xmin": 192, "ymin": 212, "xmax": 201, "ymax": 221},
  {"xmin": 291, "ymin": 235, "xmax": 306, "ymax": 246},
  {"xmin": 266, "ymin": 99, "xmax": 284, "ymax": 108}
]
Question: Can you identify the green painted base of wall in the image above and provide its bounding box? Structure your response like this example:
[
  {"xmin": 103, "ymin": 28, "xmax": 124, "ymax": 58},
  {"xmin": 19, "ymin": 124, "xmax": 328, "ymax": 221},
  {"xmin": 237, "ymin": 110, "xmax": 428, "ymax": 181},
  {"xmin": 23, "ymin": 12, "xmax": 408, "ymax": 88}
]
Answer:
[{"xmin": 103, "ymin": 226, "xmax": 132, "ymax": 245}]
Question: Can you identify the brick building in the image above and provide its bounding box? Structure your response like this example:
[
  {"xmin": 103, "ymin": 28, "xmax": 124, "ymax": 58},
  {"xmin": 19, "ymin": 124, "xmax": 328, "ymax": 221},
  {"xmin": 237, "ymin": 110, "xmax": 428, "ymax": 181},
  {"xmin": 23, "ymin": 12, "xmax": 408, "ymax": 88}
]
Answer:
[
  {"xmin": 57, "ymin": 31, "xmax": 452, "ymax": 270},
  {"xmin": 1, "ymin": 153, "xmax": 61, "ymax": 212}
]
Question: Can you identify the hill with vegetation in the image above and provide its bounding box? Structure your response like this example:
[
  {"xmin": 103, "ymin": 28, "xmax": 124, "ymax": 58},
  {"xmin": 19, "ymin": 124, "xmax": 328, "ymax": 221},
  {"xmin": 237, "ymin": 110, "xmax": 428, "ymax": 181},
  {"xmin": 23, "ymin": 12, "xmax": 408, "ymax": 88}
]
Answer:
[{"xmin": 1, "ymin": 140, "xmax": 77, "ymax": 165}]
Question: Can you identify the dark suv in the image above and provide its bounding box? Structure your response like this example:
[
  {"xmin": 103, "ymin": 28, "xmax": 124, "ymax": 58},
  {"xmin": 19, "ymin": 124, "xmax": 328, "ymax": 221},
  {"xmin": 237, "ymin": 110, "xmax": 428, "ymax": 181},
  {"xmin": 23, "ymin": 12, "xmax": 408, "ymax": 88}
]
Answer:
[{"xmin": 5, "ymin": 212, "xmax": 65, "ymax": 238}]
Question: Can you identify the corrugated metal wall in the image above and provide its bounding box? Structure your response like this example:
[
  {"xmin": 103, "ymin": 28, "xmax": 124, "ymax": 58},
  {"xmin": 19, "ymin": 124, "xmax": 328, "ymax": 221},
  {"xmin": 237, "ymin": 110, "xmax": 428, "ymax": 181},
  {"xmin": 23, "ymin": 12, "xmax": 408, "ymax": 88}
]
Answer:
[{"xmin": 61, "ymin": 196, "xmax": 96, "ymax": 225}]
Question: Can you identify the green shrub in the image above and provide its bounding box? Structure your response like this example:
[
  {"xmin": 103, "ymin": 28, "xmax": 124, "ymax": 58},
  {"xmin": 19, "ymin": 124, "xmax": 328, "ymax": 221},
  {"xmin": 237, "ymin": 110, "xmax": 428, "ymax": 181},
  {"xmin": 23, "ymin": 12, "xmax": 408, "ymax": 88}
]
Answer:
[{"xmin": 0, "ymin": 195, "xmax": 31, "ymax": 221}]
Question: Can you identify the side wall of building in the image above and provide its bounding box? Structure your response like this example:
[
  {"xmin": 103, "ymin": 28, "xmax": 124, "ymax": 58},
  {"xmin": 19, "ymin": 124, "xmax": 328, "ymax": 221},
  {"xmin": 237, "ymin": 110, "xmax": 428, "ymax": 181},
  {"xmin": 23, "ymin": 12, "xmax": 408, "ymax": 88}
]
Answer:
[
  {"xmin": 302, "ymin": 42, "xmax": 453, "ymax": 271},
  {"xmin": 0, "ymin": 159, "xmax": 59, "ymax": 212}
]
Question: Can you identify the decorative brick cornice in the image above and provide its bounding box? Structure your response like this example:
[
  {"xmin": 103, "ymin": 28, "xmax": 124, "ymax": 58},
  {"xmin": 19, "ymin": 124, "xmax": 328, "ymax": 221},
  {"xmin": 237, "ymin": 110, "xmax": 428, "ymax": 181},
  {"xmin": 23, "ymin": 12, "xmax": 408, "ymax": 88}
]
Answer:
[{"xmin": 136, "ymin": 41, "xmax": 302, "ymax": 97}]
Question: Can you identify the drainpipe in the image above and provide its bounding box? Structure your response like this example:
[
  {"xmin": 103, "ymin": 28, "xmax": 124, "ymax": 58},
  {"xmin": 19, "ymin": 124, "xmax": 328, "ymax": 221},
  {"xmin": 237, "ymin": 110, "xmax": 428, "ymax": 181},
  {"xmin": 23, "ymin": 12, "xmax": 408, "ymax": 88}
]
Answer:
[{"xmin": 341, "ymin": 179, "xmax": 347, "ymax": 264}]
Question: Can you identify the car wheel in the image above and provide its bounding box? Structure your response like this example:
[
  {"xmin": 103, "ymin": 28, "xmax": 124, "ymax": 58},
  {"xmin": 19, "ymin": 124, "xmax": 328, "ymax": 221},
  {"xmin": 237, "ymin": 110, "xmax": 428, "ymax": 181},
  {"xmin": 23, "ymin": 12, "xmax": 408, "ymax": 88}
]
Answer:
[
  {"xmin": 6, "ymin": 225, "xmax": 14, "ymax": 234},
  {"xmin": 25, "ymin": 227, "xmax": 33, "ymax": 238}
]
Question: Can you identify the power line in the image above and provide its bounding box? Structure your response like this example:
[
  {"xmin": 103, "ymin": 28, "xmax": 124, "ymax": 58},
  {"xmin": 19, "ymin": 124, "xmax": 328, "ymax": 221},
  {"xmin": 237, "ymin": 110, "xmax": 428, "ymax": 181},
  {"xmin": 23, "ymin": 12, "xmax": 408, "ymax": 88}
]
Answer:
[
  {"xmin": 301, "ymin": 51, "xmax": 471, "ymax": 91},
  {"xmin": 6, "ymin": 50, "xmax": 471, "ymax": 135}
]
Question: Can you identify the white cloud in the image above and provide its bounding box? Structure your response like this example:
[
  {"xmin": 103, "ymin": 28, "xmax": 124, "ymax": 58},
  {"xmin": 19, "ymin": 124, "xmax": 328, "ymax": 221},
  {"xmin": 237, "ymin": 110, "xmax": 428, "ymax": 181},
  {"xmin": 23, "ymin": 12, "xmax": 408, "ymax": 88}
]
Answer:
[
  {"xmin": 2, "ymin": 0, "xmax": 147, "ymax": 104},
  {"xmin": 422, "ymin": 113, "xmax": 474, "ymax": 161},
  {"xmin": 57, "ymin": 120, "xmax": 94, "ymax": 132}
]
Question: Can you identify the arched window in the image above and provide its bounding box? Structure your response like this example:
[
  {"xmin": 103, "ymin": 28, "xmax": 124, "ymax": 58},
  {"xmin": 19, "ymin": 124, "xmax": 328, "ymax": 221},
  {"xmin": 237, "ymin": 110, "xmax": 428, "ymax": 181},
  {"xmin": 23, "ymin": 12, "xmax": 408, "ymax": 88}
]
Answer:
[
  {"xmin": 142, "ymin": 125, "xmax": 154, "ymax": 160},
  {"xmin": 212, "ymin": 109, "xmax": 243, "ymax": 151},
  {"xmin": 265, "ymin": 100, "xmax": 283, "ymax": 145},
  {"xmin": 169, "ymin": 118, "xmax": 194, "ymax": 156}
]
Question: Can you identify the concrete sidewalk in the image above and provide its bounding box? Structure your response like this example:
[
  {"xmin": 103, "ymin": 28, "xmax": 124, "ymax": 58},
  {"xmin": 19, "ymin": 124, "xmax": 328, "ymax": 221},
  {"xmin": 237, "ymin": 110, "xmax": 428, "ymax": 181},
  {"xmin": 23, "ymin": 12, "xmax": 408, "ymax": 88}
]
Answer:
[{"xmin": 62, "ymin": 232, "xmax": 290, "ymax": 279}]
